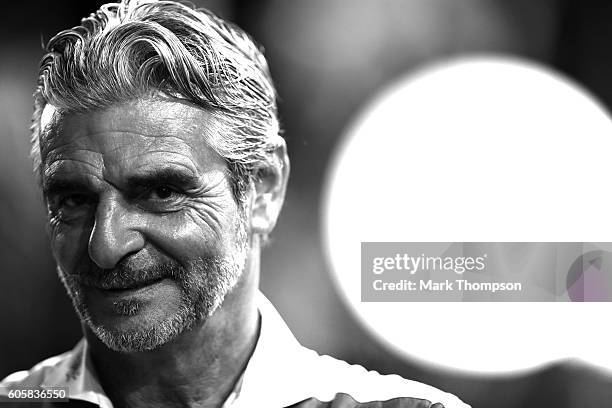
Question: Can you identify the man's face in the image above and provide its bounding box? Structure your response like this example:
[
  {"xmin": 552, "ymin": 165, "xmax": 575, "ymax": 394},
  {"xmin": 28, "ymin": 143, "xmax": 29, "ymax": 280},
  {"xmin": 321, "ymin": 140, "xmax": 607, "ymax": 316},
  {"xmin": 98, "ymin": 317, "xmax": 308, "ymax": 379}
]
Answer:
[{"xmin": 40, "ymin": 97, "xmax": 249, "ymax": 352}]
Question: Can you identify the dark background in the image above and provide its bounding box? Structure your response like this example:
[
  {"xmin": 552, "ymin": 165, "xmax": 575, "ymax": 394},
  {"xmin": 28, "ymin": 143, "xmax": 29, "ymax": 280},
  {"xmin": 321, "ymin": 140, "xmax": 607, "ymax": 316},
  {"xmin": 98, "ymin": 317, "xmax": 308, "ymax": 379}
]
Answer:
[{"xmin": 2, "ymin": 1, "xmax": 612, "ymax": 407}]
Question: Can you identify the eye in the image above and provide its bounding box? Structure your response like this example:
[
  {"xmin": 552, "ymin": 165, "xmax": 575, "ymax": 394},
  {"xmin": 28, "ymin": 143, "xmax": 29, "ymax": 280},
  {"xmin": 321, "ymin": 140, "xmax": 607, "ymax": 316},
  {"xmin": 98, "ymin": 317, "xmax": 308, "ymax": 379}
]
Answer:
[
  {"xmin": 48, "ymin": 192, "xmax": 96, "ymax": 222},
  {"xmin": 149, "ymin": 185, "xmax": 177, "ymax": 200},
  {"xmin": 137, "ymin": 185, "xmax": 186, "ymax": 212},
  {"xmin": 61, "ymin": 193, "xmax": 92, "ymax": 208}
]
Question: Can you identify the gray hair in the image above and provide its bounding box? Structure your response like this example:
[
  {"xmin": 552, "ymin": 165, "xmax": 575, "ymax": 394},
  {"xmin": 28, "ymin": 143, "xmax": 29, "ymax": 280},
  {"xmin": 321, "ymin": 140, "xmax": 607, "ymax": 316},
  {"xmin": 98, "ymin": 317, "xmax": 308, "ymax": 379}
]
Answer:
[{"xmin": 32, "ymin": 0, "xmax": 284, "ymax": 203}]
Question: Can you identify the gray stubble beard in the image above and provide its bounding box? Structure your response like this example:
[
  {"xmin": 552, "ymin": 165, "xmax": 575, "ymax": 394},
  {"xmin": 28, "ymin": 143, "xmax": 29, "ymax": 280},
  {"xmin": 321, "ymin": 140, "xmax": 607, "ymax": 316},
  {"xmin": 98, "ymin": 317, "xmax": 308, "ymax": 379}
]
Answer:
[{"xmin": 58, "ymin": 242, "xmax": 248, "ymax": 353}]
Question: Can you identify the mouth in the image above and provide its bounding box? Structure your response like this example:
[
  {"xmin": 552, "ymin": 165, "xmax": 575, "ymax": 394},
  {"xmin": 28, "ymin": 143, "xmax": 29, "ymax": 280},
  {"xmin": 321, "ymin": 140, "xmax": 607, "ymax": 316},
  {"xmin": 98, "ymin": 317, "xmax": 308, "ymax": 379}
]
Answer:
[{"xmin": 89, "ymin": 277, "xmax": 166, "ymax": 294}]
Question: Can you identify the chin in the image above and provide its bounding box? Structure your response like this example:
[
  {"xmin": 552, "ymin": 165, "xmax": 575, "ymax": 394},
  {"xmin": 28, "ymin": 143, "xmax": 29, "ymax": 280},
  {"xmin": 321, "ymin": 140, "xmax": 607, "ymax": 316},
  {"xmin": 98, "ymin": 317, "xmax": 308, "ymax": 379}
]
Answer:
[{"xmin": 85, "ymin": 302, "xmax": 204, "ymax": 353}]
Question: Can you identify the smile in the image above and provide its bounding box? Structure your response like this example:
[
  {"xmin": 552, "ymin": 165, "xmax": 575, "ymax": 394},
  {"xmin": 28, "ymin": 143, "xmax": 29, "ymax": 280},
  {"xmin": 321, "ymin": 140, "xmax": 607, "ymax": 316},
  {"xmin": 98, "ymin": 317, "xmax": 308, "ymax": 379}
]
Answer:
[{"xmin": 90, "ymin": 277, "xmax": 166, "ymax": 294}]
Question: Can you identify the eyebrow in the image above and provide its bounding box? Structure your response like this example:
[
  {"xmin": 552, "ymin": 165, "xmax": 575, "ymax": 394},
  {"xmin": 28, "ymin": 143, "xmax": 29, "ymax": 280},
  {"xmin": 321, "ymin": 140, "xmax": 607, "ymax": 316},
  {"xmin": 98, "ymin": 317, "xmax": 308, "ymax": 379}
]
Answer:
[
  {"xmin": 43, "ymin": 166, "xmax": 199, "ymax": 196},
  {"xmin": 43, "ymin": 179, "xmax": 91, "ymax": 196},
  {"xmin": 124, "ymin": 167, "xmax": 200, "ymax": 191}
]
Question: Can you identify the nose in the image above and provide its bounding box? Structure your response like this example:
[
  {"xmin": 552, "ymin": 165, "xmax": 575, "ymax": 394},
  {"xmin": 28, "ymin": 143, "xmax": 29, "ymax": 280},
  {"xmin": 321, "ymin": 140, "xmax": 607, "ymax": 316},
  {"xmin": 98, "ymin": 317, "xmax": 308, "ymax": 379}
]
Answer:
[{"xmin": 88, "ymin": 194, "xmax": 145, "ymax": 269}]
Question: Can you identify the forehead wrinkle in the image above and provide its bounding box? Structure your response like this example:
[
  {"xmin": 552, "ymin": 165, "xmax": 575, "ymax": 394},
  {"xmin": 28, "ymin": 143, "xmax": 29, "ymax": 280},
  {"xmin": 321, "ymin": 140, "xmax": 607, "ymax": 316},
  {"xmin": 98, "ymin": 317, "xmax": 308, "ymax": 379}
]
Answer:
[
  {"xmin": 75, "ymin": 126, "xmax": 209, "ymax": 155},
  {"xmin": 44, "ymin": 148, "xmax": 103, "ymax": 171},
  {"xmin": 112, "ymin": 97, "xmax": 220, "ymax": 157},
  {"xmin": 128, "ymin": 118, "xmax": 219, "ymax": 160},
  {"xmin": 40, "ymin": 123, "xmax": 71, "ymax": 165},
  {"xmin": 40, "ymin": 126, "xmax": 114, "ymax": 169},
  {"xmin": 44, "ymin": 157, "xmax": 103, "ymax": 180},
  {"xmin": 101, "ymin": 137, "xmax": 204, "ymax": 176},
  {"xmin": 119, "ymin": 147, "xmax": 196, "ymax": 163},
  {"xmin": 77, "ymin": 129, "xmax": 193, "ymax": 140},
  {"xmin": 114, "ymin": 125, "xmax": 226, "ymax": 177}
]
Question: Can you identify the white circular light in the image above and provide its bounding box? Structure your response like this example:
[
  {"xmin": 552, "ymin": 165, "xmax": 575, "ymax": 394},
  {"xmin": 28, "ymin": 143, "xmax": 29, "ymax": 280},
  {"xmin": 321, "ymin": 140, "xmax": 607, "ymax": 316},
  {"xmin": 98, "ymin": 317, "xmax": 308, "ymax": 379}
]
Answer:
[{"xmin": 323, "ymin": 56, "xmax": 612, "ymax": 374}]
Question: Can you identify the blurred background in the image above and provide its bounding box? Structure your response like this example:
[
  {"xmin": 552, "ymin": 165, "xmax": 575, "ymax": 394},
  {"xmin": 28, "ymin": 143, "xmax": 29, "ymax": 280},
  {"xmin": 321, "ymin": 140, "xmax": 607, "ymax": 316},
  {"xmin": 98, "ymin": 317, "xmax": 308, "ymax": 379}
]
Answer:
[{"xmin": 2, "ymin": 0, "xmax": 612, "ymax": 406}]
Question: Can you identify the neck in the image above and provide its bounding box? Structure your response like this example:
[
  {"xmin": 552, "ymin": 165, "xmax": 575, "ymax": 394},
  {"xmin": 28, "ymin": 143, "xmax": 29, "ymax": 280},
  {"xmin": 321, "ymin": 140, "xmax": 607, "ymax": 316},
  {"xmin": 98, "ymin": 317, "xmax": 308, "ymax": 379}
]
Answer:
[{"xmin": 86, "ymin": 248, "xmax": 261, "ymax": 408}]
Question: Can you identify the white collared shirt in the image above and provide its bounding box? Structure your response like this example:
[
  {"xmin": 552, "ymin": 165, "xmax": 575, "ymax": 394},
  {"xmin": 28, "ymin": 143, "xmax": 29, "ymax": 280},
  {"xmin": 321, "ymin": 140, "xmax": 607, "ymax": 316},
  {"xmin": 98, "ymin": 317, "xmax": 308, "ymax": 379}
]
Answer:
[{"xmin": 1, "ymin": 292, "xmax": 470, "ymax": 407}]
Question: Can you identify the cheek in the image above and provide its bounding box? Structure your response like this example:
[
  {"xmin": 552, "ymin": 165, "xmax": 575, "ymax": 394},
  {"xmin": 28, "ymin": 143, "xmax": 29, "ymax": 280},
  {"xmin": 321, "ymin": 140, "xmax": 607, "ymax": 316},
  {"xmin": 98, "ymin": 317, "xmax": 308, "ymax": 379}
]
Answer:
[
  {"xmin": 49, "ymin": 221, "xmax": 93, "ymax": 275},
  {"xmin": 143, "ymin": 209, "xmax": 236, "ymax": 263}
]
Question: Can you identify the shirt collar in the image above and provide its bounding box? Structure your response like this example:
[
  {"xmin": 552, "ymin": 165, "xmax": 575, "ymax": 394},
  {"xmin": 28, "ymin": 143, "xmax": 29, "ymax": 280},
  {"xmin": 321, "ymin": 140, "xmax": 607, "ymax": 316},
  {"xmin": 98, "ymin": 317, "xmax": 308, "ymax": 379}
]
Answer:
[
  {"xmin": 236, "ymin": 291, "xmax": 318, "ymax": 407},
  {"xmin": 39, "ymin": 339, "xmax": 113, "ymax": 408}
]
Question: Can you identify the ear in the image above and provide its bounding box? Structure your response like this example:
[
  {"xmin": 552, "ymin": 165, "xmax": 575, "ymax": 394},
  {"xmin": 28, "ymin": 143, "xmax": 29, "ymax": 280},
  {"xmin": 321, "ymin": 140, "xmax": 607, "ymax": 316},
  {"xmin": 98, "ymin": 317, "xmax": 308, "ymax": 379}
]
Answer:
[{"xmin": 250, "ymin": 142, "xmax": 290, "ymax": 235}]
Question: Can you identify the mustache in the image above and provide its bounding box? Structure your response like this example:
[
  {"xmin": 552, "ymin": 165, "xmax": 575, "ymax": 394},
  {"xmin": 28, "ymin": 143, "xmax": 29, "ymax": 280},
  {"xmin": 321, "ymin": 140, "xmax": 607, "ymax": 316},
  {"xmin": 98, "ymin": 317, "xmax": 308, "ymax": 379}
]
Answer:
[{"xmin": 70, "ymin": 259, "xmax": 187, "ymax": 290}]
